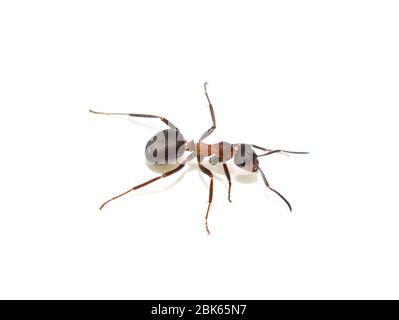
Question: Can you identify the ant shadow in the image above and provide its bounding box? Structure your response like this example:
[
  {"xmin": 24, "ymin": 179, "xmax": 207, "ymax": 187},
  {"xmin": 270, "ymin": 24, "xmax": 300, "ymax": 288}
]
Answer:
[
  {"xmin": 127, "ymin": 118, "xmax": 159, "ymax": 131},
  {"xmin": 138, "ymin": 159, "xmax": 259, "ymax": 197},
  {"xmin": 125, "ymin": 159, "xmax": 291, "ymax": 212},
  {"xmin": 128, "ymin": 162, "xmax": 196, "ymax": 197},
  {"xmin": 196, "ymin": 161, "xmax": 258, "ymax": 187}
]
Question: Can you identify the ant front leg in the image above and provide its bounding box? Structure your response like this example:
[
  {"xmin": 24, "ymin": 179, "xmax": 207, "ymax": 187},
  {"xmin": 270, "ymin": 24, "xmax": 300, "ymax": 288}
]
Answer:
[
  {"xmin": 209, "ymin": 142, "xmax": 235, "ymax": 203},
  {"xmin": 209, "ymin": 155, "xmax": 233, "ymax": 203},
  {"xmin": 257, "ymin": 166, "xmax": 292, "ymax": 212},
  {"xmin": 199, "ymin": 82, "xmax": 217, "ymax": 142}
]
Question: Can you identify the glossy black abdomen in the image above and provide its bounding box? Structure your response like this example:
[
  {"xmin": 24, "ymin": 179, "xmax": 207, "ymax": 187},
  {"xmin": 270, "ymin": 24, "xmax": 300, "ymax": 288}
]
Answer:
[{"xmin": 145, "ymin": 129, "xmax": 186, "ymax": 165}]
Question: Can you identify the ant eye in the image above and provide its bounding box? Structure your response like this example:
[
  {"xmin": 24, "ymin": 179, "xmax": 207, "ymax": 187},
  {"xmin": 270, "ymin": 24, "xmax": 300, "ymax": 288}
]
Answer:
[
  {"xmin": 153, "ymin": 150, "xmax": 157, "ymax": 157},
  {"xmin": 238, "ymin": 160, "xmax": 246, "ymax": 167}
]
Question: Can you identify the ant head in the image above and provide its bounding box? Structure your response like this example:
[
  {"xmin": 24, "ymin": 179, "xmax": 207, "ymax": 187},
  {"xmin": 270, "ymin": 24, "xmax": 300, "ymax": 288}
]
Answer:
[{"xmin": 233, "ymin": 144, "xmax": 259, "ymax": 172}]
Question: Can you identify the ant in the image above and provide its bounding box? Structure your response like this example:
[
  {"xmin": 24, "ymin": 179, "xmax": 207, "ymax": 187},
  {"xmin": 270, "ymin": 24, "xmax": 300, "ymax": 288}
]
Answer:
[{"xmin": 89, "ymin": 83, "xmax": 308, "ymax": 234}]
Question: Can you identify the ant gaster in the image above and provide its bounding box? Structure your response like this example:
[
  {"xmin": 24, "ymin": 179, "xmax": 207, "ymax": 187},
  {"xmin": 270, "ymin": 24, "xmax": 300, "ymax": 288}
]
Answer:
[{"xmin": 89, "ymin": 83, "xmax": 308, "ymax": 234}]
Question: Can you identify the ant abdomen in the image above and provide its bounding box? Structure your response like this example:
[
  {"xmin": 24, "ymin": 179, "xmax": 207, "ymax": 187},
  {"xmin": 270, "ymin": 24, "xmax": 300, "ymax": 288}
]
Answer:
[{"xmin": 145, "ymin": 129, "xmax": 186, "ymax": 165}]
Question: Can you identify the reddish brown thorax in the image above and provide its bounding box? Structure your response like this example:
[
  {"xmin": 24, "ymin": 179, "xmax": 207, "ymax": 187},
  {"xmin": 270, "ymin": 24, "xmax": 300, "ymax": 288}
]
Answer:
[{"xmin": 187, "ymin": 140, "xmax": 234, "ymax": 162}]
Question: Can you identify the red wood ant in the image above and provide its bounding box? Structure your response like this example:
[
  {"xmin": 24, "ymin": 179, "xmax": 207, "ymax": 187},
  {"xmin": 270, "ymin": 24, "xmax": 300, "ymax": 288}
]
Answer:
[{"xmin": 89, "ymin": 83, "xmax": 308, "ymax": 234}]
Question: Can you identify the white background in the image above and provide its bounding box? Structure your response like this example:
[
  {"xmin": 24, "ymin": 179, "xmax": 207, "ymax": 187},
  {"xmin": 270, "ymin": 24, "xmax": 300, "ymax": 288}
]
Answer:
[{"xmin": 0, "ymin": 1, "xmax": 398, "ymax": 299}]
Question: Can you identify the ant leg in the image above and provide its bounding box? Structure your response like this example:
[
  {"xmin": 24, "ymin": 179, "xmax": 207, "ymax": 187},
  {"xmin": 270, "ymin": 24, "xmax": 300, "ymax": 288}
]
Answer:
[
  {"xmin": 252, "ymin": 144, "xmax": 309, "ymax": 156},
  {"xmin": 99, "ymin": 153, "xmax": 194, "ymax": 210},
  {"xmin": 251, "ymin": 144, "xmax": 272, "ymax": 152},
  {"xmin": 199, "ymin": 82, "xmax": 217, "ymax": 142},
  {"xmin": 257, "ymin": 166, "xmax": 292, "ymax": 212},
  {"xmin": 222, "ymin": 163, "xmax": 232, "ymax": 203},
  {"xmin": 258, "ymin": 150, "xmax": 286, "ymax": 157},
  {"xmin": 197, "ymin": 162, "xmax": 214, "ymax": 234},
  {"xmin": 89, "ymin": 109, "xmax": 179, "ymax": 131}
]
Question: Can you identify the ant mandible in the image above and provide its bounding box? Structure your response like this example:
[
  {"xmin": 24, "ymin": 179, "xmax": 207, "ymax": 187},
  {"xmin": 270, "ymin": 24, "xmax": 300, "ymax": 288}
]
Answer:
[{"xmin": 89, "ymin": 83, "xmax": 308, "ymax": 234}]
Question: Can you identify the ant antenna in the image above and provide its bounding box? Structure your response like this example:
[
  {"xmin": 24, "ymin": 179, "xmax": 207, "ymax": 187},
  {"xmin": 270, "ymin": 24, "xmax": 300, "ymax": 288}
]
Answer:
[{"xmin": 258, "ymin": 150, "xmax": 309, "ymax": 157}]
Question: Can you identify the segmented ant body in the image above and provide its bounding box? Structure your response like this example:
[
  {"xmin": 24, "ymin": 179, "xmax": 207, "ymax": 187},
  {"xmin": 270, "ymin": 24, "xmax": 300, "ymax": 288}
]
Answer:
[{"xmin": 89, "ymin": 83, "xmax": 308, "ymax": 234}]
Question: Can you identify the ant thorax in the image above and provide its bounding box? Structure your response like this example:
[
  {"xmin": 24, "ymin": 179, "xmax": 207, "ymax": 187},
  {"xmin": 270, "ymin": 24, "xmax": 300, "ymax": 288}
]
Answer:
[{"xmin": 187, "ymin": 140, "xmax": 235, "ymax": 163}]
